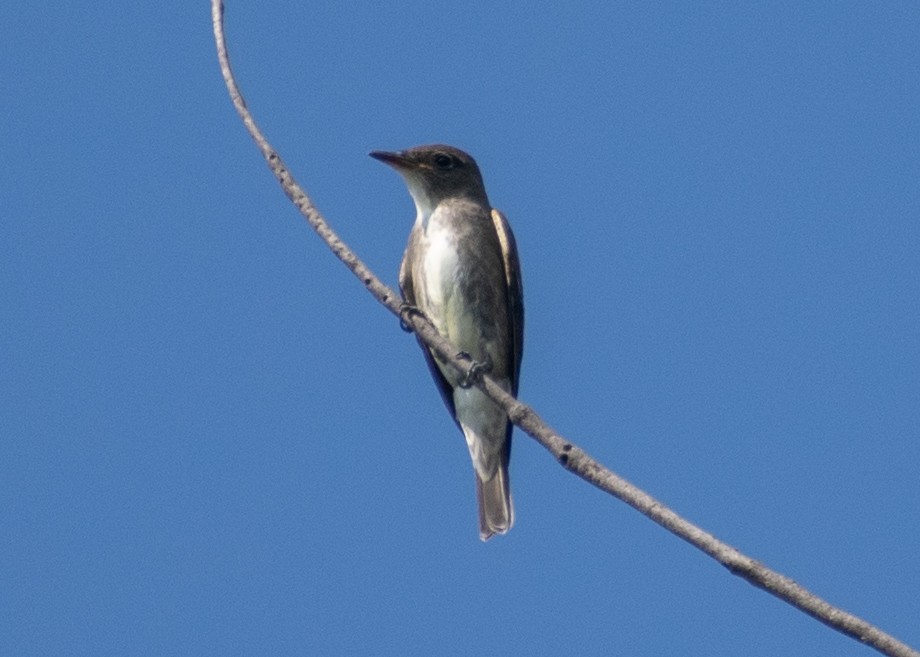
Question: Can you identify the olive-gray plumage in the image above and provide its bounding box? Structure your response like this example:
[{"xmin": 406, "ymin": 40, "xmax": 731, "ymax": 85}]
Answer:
[{"xmin": 370, "ymin": 145, "xmax": 523, "ymax": 540}]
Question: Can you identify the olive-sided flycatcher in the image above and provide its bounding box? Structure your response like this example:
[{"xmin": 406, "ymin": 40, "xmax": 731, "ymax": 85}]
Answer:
[{"xmin": 370, "ymin": 145, "xmax": 524, "ymax": 540}]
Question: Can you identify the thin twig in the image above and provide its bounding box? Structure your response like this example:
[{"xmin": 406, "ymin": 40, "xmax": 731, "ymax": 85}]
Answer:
[{"xmin": 211, "ymin": 3, "xmax": 918, "ymax": 656}]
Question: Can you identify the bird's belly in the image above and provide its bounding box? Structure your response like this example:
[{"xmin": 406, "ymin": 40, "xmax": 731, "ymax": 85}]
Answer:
[
  {"xmin": 417, "ymin": 226, "xmax": 481, "ymax": 360},
  {"xmin": 419, "ymin": 228, "xmax": 458, "ymax": 312}
]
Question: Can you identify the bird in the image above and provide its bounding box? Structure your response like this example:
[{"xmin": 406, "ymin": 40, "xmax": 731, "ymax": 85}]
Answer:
[{"xmin": 370, "ymin": 144, "xmax": 524, "ymax": 540}]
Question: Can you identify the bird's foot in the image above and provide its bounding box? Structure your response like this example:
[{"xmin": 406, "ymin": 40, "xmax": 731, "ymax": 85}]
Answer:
[
  {"xmin": 398, "ymin": 303, "xmax": 422, "ymax": 333},
  {"xmin": 457, "ymin": 352, "xmax": 493, "ymax": 389}
]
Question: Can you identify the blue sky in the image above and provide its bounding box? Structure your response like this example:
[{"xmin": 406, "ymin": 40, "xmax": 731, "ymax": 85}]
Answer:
[{"xmin": 2, "ymin": 2, "xmax": 918, "ymax": 655}]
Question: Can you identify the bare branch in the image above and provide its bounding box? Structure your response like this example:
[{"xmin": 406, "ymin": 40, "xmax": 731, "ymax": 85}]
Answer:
[{"xmin": 211, "ymin": 3, "xmax": 918, "ymax": 656}]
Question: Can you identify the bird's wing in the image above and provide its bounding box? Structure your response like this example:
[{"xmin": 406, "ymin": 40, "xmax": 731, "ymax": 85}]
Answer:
[{"xmin": 491, "ymin": 209, "xmax": 524, "ymax": 396}]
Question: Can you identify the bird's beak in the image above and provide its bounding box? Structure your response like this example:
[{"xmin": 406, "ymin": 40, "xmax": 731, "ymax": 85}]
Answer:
[{"xmin": 369, "ymin": 150, "xmax": 415, "ymax": 170}]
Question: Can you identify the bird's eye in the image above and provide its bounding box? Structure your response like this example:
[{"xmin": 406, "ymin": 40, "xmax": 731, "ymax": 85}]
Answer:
[{"xmin": 433, "ymin": 153, "xmax": 455, "ymax": 169}]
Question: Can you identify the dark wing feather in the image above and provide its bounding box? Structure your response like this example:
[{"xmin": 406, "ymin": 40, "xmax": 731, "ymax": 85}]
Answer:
[{"xmin": 491, "ymin": 209, "xmax": 524, "ymax": 397}]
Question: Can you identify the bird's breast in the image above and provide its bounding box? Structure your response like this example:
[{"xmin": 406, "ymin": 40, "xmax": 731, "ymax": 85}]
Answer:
[
  {"xmin": 417, "ymin": 215, "xmax": 461, "ymax": 313},
  {"xmin": 410, "ymin": 202, "xmax": 506, "ymax": 369}
]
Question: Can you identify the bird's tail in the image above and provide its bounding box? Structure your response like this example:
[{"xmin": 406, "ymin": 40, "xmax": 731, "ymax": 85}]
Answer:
[{"xmin": 476, "ymin": 461, "xmax": 513, "ymax": 541}]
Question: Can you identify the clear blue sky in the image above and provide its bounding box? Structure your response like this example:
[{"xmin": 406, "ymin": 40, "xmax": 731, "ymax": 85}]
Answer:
[{"xmin": 2, "ymin": 2, "xmax": 918, "ymax": 655}]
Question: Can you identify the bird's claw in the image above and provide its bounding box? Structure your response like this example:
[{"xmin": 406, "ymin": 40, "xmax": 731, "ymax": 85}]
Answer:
[
  {"xmin": 398, "ymin": 303, "xmax": 422, "ymax": 333},
  {"xmin": 457, "ymin": 352, "xmax": 493, "ymax": 389}
]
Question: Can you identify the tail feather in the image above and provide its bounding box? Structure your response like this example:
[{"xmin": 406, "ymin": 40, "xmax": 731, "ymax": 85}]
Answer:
[{"xmin": 475, "ymin": 463, "xmax": 513, "ymax": 541}]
